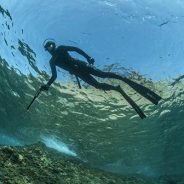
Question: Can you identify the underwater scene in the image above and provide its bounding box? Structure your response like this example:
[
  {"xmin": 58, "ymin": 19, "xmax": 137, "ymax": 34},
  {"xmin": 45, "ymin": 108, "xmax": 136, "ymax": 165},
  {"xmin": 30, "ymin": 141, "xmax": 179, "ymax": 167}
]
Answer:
[{"xmin": 0, "ymin": 1, "xmax": 184, "ymax": 183}]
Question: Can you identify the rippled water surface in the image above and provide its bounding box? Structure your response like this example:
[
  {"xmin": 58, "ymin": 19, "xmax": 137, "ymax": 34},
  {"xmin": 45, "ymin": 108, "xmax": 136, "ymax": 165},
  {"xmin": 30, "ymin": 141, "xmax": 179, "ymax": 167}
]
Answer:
[{"xmin": 0, "ymin": 0, "xmax": 184, "ymax": 179}]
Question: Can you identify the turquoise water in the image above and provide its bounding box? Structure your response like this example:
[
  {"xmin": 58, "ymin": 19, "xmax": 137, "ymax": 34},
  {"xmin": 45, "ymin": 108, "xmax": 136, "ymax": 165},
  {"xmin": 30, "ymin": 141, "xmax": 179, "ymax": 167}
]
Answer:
[{"xmin": 0, "ymin": 1, "xmax": 184, "ymax": 180}]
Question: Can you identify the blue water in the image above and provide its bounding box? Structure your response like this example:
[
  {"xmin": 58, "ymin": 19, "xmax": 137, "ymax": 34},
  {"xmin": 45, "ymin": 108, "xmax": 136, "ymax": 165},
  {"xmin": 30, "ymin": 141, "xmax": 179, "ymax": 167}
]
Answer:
[{"xmin": 0, "ymin": 1, "xmax": 184, "ymax": 180}]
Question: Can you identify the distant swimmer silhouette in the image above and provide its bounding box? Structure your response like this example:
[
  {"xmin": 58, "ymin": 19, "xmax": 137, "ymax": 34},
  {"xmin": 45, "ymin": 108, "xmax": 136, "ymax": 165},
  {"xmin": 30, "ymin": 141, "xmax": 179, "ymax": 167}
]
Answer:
[{"xmin": 27, "ymin": 40, "xmax": 162, "ymax": 119}]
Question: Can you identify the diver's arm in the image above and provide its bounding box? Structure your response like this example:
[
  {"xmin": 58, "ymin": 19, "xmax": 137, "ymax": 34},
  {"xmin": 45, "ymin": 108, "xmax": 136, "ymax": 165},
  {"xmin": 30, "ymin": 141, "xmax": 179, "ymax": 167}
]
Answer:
[
  {"xmin": 63, "ymin": 46, "xmax": 91, "ymax": 60},
  {"xmin": 47, "ymin": 59, "xmax": 57, "ymax": 86},
  {"xmin": 41, "ymin": 59, "xmax": 57, "ymax": 91},
  {"xmin": 62, "ymin": 46, "xmax": 95, "ymax": 64}
]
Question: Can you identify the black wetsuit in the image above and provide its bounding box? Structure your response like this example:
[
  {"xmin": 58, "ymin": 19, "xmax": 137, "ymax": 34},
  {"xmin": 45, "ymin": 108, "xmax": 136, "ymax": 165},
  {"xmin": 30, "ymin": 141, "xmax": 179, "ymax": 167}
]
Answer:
[
  {"xmin": 47, "ymin": 45, "xmax": 123, "ymax": 91},
  {"xmin": 46, "ymin": 45, "xmax": 161, "ymax": 119}
]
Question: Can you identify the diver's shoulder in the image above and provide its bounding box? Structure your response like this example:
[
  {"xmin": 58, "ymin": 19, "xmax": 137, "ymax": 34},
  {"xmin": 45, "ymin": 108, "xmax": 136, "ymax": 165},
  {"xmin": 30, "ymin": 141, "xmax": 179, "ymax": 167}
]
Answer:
[
  {"xmin": 56, "ymin": 45, "xmax": 63, "ymax": 50},
  {"xmin": 56, "ymin": 45, "xmax": 70, "ymax": 50},
  {"xmin": 54, "ymin": 46, "xmax": 65, "ymax": 54}
]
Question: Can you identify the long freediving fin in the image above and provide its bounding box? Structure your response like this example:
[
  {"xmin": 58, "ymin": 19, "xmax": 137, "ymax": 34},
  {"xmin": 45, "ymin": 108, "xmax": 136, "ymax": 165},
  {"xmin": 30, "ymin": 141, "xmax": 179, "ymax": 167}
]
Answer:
[
  {"xmin": 117, "ymin": 86, "xmax": 146, "ymax": 119},
  {"xmin": 121, "ymin": 77, "xmax": 161, "ymax": 105}
]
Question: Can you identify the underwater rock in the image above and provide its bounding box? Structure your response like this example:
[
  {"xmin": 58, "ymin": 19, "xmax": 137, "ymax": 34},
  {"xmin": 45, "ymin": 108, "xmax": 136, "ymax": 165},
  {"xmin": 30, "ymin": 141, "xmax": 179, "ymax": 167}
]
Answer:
[{"xmin": 0, "ymin": 142, "xmax": 161, "ymax": 184}]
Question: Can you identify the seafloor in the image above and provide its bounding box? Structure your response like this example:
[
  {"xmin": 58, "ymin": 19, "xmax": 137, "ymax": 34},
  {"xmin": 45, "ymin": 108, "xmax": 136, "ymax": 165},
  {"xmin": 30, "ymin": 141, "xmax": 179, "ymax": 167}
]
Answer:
[{"xmin": 0, "ymin": 142, "xmax": 182, "ymax": 184}]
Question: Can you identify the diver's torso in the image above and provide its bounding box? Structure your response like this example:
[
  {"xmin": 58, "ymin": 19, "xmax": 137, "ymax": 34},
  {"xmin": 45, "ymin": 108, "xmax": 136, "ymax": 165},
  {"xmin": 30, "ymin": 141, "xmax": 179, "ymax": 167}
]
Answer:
[{"xmin": 51, "ymin": 46, "xmax": 87, "ymax": 73}]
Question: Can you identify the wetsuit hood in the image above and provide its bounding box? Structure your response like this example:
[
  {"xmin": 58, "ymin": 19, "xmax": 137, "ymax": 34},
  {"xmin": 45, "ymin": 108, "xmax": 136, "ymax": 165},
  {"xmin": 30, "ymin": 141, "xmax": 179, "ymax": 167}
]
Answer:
[{"xmin": 44, "ymin": 41, "xmax": 56, "ymax": 51}]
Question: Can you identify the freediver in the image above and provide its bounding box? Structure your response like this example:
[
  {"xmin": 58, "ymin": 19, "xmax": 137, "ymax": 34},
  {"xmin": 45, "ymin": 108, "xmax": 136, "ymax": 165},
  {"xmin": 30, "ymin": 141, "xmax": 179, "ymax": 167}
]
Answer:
[{"xmin": 40, "ymin": 40, "xmax": 162, "ymax": 119}]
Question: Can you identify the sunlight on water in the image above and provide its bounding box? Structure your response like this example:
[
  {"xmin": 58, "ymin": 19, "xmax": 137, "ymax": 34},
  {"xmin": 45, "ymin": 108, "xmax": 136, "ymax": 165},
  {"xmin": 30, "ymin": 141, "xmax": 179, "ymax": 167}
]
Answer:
[
  {"xmin": 41, "ymin": 135, "xmax": 77, "ymax": 157},
  {"xmin": 0, "ymin": 133, "xmax": 22, "ymax": 146}
]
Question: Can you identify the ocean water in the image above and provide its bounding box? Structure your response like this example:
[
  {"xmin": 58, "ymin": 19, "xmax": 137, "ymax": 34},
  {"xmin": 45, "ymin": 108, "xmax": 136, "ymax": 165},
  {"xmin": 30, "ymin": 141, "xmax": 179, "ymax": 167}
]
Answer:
[{"xmin": 0, "ymin": 0, "xmax": 184, "ymax": 181}]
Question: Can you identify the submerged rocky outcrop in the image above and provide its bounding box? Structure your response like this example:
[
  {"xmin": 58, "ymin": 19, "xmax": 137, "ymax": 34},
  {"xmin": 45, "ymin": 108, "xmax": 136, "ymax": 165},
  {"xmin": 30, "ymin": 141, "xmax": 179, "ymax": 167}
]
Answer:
[{"xmin": 0, "ymin": 142, "xmax": 162, "ymax": 184}]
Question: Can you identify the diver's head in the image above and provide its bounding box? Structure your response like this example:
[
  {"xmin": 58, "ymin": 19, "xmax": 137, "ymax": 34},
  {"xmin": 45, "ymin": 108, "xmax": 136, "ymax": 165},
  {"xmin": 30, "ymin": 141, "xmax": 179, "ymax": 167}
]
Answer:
[{"xmin": 44, "ymin": 40, "xmax": 56, "ymax": 52}]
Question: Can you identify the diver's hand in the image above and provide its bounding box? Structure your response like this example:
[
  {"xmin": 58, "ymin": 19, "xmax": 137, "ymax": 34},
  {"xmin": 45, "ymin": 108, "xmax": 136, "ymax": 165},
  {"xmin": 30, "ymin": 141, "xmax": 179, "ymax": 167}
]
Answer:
[
  {"xmin": 40, "ymin": 84, "xmax": 49, "ymax": 91},
  {"xmin": 88, "ymin": 57, "xmax": 95, "ymax": 65}
]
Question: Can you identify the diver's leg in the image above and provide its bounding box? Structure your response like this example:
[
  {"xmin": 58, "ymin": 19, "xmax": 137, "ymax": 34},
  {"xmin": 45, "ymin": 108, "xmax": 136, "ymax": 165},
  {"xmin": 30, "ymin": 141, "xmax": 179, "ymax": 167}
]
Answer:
[
  {"xmin": 87, "ymin": 67, "xmax": 161, "ymax": 105},
  {"xmin": 78, "ymin": 72, "xmax": 119, "ymax": 91},
  {"xmin": 78, "ymin": 73, "xmax": 146, "ymax": 119}
]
